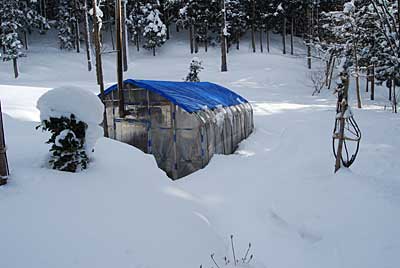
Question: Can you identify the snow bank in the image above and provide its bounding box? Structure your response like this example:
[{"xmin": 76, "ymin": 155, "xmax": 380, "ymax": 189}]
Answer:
[
  {"xmin": 36, "ymin": 86, "xmax": 104, "ymax": 154},
  {"xmin": 0, "ymin": 116, "xmax": 225, "ymax": 268}
]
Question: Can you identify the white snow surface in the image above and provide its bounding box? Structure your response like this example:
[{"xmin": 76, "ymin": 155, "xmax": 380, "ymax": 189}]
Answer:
[{"xmin": 0, "ymin": 30, "xmax": 400, "ymax": 268}]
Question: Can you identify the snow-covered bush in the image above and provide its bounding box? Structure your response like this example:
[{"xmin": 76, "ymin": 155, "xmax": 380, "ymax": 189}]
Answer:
[
  {"xmin": 37, "ymin": 87, "xmax": 104, "ymax": 172},
  {"xmin": 185, "ymin": 57, "xmax": 203, "ymax": 82}
]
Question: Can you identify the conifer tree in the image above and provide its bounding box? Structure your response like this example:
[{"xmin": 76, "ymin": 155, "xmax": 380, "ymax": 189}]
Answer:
[
  {"xmin": 38, "ymin": 114, "xmax": 89, "ymax": 173},
  {"xmin": 0, "ymin": 0, "xmax": 23, "ymax": 78},
  {"xmin": 185, "ymin": 57, "xmax": 203, "ymax": 82},
  {"xmin": 141, "ymin": 2, "xmax": 167, "ymax": 56},
  {"xmin": 57, "ymin": 0, "xmax": 77, "ymax": 50}
]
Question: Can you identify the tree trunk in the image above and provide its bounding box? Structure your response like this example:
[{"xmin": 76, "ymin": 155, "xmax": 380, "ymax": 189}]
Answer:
[
  {"xmin": 116, "ymin": 0, "xmax": 125, "ymax": 118},
  {"xmin": 325, "ymin": 52, "xmax": 334, "ymax": 86},
  {"xmin": 166, "ymin": 10, "xmax": 170, "ymax": 40},
  {"xmin": 92, "ymin": 0, "xmax": 109, "ymax": 137},
  {"xmin": 398, "ymin": 0, "xmax": 400, "ymax": 32},
  {"xmin": 236, "ymin": 32, "xmax": 239, "ymax": 50},
  {"xmin": 189, "ymin": 24, "xmax": 194, "ymax": 54},
  {"xmin": 13, "ymin": 58, "xmax": 19, "ymax": 79},
  {"xmin": 355, "ymin": 66, "xmax": 362, "ymax": 109},
  {"xmin": 251, "ymin": 0, "xmax": 256, "ymax": 53},
  {"xmin": 83, "ymin": 0, "xmax": 92, "ymax": 72},
  {"xmin": 259, "ymin": 30, "xmax": 263, "ymax": 53},
  {"xmin": 371, "ymin": 64, "xmax": 375, "ymax": 100},
  {"xmin": 220, "ymin": 0, "xmax": 227, "ymax": 72},
  {"xmin": 205, "ymin": 26, "xmax": 208, "ymax": 52},
  {"xmin": 393, "ymin": 80, "xmax": 397, "ymax": 113},
  {"xmin": 136, "ymin": 31, "xmax": 140, "ymax": 52},
  {"xmin": 328, "ymin": 57, "xmax": 336, "ymax": 89},
  {"xmin": 108, "ymin": 0, "xmax": 115, "ymax": 50},
  {"xmin": 266, "ymin": 27, "xmax": 270, "ymax": 53},
  {"xmin": 282, "ymin": 17, "xmax": 287, "ymax": 54},
  {"xmin": 122, "ymin": 0, "xmax": 128, "ymax": 72},
  {"xmin": 74, "ymin": 0, "xmax": 81, "ymax": 53},
  {"xmin": 0, "ymin": 101, "xmax": 9, "ymax": 186},
  {"xmin": 366, "ymin": 67, "xmax": 369, "ymax": 92},
  {"xmin": 194, "ymin": 26, "xmax": 198, "ymax": 53},
  {"xmin": 24, "ymin": 31, "xmax": 28, "ymax": 50},
  {"xmin": 290, "ymin": 17, "xmax": 294, "ymax": 55},
  {"xmin": 153, "ymin": 47, "xmax": 156, "ymax": 56}
]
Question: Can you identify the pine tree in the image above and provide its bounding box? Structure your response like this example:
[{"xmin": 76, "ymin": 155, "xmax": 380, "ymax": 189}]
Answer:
[
  {"xmin": 0, "ymin": 0, "xmax": 24, "ymax": 78},
  {"xmin": 127, "ymin": 0, "xmax": 145, "ymax": 51},
  {"xmin": 185, "ymin": 57, "xmax": 203, "ymax": 82},
  {"xmin": 19, "ymin": 0, "xmax": 50, "ymax": 50},
  {"xmin": 225, "ymin": 0, "xmax": 247, "ymax": 50},
  {"xmin": 141, "ymin": 2, "xmax": 167, "ymax": 56},
  {"xmin": 57, "ymin": 0, "xmax": 77, "ymax": 50},
  {"xmin": 37, "ymin": 114, "xmax": 89, "ymax": 173}
]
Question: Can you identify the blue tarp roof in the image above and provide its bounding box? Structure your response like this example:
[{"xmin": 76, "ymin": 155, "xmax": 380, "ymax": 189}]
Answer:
[{"xmin": 104, "ymin": 79, "xmax": 249, "ymax": 113}]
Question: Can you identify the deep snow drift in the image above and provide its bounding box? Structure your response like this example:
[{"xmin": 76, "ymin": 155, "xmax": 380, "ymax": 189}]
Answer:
[{"xmin": 1, "ymin": 31, "xmax": 400, "ymax": 268}]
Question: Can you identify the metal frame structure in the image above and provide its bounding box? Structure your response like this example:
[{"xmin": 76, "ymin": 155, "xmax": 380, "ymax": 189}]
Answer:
[{"xmin": 104, "ymin": 83, "xmax": 254, "ymax": 179}]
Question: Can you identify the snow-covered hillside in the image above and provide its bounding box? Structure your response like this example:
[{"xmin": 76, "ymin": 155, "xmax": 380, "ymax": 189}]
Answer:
[{"xmin": 1, "ymin": 31, "xmax": 400, "ymax": 268}]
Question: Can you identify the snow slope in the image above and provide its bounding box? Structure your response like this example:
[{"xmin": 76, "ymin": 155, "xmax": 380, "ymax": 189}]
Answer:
[{"xmin": 1, "ymin": 30, "xmax": 400, "ymax": 268}]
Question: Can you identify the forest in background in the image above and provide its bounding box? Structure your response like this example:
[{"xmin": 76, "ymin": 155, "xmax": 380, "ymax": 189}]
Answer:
[{"xmin": 0, "ymin": 0, "xmax": 399, "ymax": 112}]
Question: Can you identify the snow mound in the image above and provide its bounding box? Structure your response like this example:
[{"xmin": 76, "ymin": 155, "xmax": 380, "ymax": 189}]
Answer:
[
  {"xmin": 37, "ymin": 86, "xmax": 104, "ymax": 124},
  {"xmin": 36, "ymin": 86, "xmax": 104, "ymax": 154}
]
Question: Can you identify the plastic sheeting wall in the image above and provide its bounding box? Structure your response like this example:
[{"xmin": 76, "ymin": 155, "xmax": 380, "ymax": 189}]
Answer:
[{"xmin": 104, "ymin": 85, "xmax": 254, "ymax": 180}]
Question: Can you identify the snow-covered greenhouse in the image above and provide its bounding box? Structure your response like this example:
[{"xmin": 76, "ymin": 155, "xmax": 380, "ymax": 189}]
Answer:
[{"xmin": 103, "ymin": 79, "xmax": 254, "ymax": 179}]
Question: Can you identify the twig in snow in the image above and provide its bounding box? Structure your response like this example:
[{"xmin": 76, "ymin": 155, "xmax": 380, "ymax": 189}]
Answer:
[
  {"xmin": 211, "ymin": 254, "xmax": 221, "ymax": 268},
  {"xmin": 230, "ymin": 235, "xmax": 237, "ymax": 266}
]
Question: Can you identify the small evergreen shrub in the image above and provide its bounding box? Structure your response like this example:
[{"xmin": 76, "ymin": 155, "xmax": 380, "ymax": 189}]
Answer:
[
  {"xmin": 37, "ymin": 114, "xmax": 89, "ymax": 172},
  {"xmin": 185, "ymin": 57, "xmax": 203, "ymax": 82},
  {"xmin": 36, "ymin": 86, "xmax": 105, "ymax": 173}
]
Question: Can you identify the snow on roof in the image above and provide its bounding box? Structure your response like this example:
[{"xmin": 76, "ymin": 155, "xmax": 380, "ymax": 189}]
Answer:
[{"xmin": 103, "ymin": 79, "xmax": 249, "ymax": 113}]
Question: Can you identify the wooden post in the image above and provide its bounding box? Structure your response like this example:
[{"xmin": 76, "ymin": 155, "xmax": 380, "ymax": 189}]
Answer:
[
  {"xmin": 171, "ymin": 104, "xmax": 178, "ymax": 180},
  {"xmin": 335, "ymin": 74, "xmax": 349, "ymax": 173},
  {"xmin": 116, "ymin": 0, "xmax": 125, "ymax": 118},
  {"xmin": 0, "ymin": 101, "xmax": 9, "ymax": 186},
  {"xmin": 92, "ymin": 0, "xmax": 109, "ymax": 137},
  {"xmin": 220, "ymin": 0, "xmax": 227, "ymax": 72}
]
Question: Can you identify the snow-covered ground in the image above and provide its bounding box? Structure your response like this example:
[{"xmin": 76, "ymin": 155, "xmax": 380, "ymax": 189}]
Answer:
[{"xmin": 1, "ymin": 30, "xmax": 400, "ymax": 268}]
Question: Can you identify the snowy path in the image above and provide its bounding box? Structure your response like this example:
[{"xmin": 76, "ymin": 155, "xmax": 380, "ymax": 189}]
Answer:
[{"xmin": 1, "ymin": 32, "xmax": 400, "ymax": 268}]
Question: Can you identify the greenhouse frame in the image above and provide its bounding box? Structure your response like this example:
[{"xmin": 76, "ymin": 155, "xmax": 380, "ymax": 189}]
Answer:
[{"xmin": 103, "ymin": 79, "xmax": 254, "ymax": 180}]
